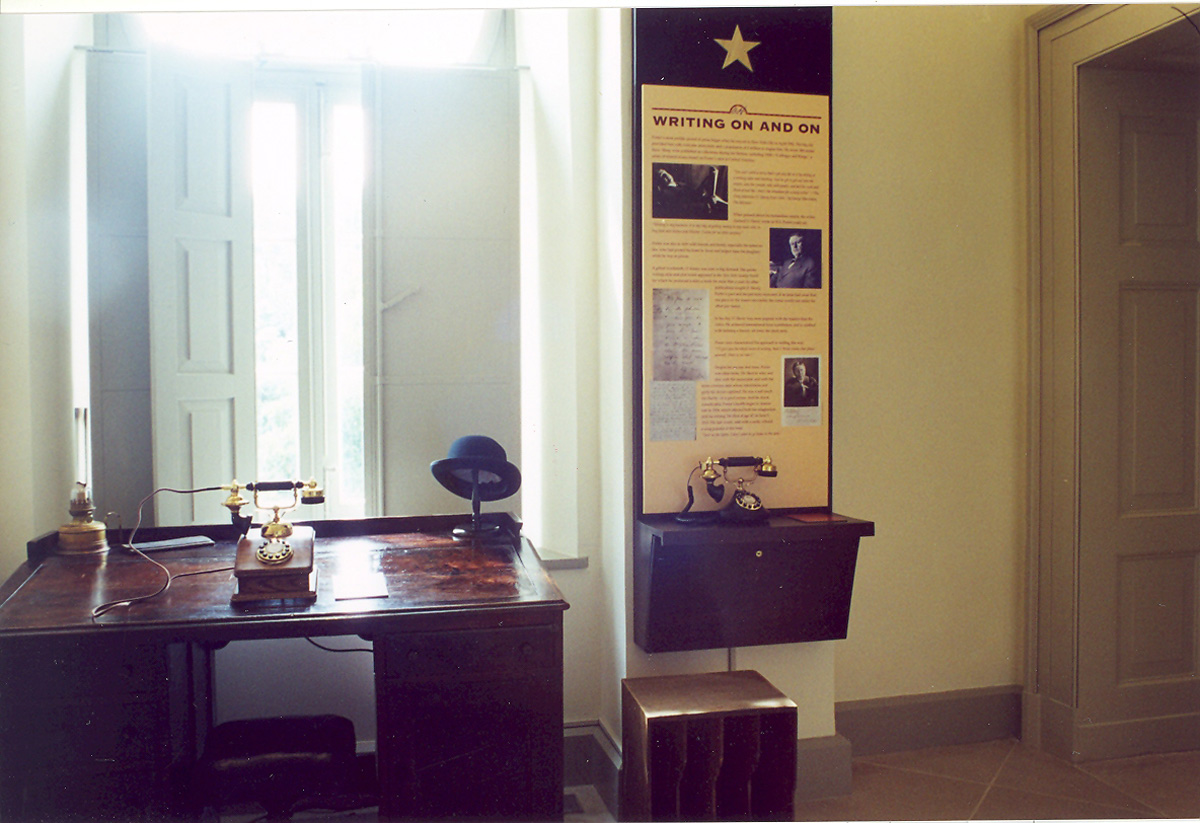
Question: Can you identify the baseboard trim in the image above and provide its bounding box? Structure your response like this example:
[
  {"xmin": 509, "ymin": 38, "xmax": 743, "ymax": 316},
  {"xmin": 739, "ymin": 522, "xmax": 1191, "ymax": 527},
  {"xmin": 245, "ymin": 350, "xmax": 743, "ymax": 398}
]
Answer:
[
  {"xmin": 564, "ymin": 723, "xmax": 620, "ymax": 816},
  {"xmin": 1026, "ymin": 694, "xmax": 1200, "ymax": 762},
  {"xmin": 836, "ymin": 685, "xmax": 1022, "ymax": 757},
  {"xmin": 795, "ymin": 733, "xmax": 852, "ymax": 801},
  {"xmin": 1072, "ymin": 710, "xmax": 1200, "ymax": 761}
]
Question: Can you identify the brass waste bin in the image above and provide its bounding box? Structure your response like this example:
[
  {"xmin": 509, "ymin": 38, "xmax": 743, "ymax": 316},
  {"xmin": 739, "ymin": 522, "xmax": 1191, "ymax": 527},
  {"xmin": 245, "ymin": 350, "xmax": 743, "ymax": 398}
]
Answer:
[{"xmin": 620, "ymin": 670, "xmax": 798, "ymax": 821}]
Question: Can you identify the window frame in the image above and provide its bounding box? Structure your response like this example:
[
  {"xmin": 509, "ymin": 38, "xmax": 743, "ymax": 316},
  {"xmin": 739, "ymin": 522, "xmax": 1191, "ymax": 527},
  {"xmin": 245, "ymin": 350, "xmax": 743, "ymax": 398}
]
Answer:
[{"xmin": 251, "ymin": 62, "xmax": 364, "ymax": 519}]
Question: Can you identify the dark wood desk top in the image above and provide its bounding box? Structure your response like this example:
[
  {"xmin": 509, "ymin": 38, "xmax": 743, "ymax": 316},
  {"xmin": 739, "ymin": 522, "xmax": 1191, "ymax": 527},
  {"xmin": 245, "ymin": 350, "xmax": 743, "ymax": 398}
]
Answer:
[{"xmin": 0, "ymin": 514, "xmax": 567, "ymax": 643}]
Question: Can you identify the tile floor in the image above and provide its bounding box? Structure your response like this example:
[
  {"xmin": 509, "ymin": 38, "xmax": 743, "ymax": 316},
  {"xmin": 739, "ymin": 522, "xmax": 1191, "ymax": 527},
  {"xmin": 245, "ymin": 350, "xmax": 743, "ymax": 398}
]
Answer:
[
  {"xmin": 795, "ymin": 738, "xmax": 1200, "ymax": 821},
  {"xmin": 221, "ymin": 785, "xmax": 611, "ymax": 822},
  {"xmin": 216, "ymin": 739, "xmax": 1200, "ymax": 822}
]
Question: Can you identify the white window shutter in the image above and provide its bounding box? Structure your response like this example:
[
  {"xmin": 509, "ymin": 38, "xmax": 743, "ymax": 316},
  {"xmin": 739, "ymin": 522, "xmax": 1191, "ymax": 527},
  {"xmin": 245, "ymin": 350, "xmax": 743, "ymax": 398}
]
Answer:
[
  {"xmin": 146, "ymin": 50, "xmax": 256, "ymax": 525},
  {"xmin": 363, "ymin": 66, "xmax": 520, "ymax": 517}
]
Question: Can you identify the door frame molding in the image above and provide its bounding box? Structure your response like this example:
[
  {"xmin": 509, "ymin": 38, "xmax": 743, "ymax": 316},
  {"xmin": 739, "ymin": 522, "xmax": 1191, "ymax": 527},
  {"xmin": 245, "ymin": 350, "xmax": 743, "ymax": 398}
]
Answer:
[{"xmin": 1025, "ymin": 3, "xmax": 1200, "ymax": 760}]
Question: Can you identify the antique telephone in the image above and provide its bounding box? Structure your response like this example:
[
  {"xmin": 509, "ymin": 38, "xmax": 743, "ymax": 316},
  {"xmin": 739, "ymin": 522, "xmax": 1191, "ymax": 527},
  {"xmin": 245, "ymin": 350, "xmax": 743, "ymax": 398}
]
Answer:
[
  {"xmin": 221, "ymin": 479, "xmax": 325, "ymax": 604},
  {"xmin": 675, "ymin": 456, "xmax": 777, "ymax": 524}
]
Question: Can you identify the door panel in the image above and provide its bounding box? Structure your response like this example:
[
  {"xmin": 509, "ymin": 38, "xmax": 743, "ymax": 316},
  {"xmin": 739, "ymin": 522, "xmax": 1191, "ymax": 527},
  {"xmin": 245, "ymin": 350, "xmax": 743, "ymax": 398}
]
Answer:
[
  {"xmin": 1118, "ymin": 284, "xmax": 1198, "ymax": 513},
  {"xmin": 1078, "ymin": 66, "xmax": 1200, "ymax": 730},
  {"xmin": 1119, "ymin": 113, "xmax": 1197, "ymax": 244},
  {"xmin": 1116, "ymin": 551, "xmax": 1197, "ymax": 682}
]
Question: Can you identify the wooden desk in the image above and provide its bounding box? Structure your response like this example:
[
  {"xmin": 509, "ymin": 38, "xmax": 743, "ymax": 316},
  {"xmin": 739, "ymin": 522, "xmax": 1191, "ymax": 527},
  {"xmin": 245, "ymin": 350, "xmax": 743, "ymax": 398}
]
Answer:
[{"xmin": 0, "ymin": 514, "xmax": 567, "ymax": 822}]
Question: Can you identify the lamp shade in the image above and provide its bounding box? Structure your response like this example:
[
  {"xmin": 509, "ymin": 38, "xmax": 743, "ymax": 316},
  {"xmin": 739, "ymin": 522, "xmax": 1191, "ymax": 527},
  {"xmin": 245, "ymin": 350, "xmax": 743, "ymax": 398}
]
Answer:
[{"xmin": 430, "ymin": 435, "xmax": 521, "ymax": 502}]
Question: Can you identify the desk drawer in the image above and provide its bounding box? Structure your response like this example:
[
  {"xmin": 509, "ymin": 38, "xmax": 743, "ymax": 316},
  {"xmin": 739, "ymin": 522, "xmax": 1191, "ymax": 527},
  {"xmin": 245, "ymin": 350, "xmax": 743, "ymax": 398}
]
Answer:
[
  {"xmin": 0, "ymin": 639, "xmax": 166, "ymax": 701},
  {"xmin": 378, "ymin": 625, "xmax": 559, "ymax": 681},
  {"xmin": 0, "ymin": 695, "xmax": 167, "ymax": 768},
  {"xmin": 375, "ymin": 667, "xmax": 562, "ymax": 820},
  {"xmin": 1, "ymin": 764, "xmax": 166, "ymax": 822}
]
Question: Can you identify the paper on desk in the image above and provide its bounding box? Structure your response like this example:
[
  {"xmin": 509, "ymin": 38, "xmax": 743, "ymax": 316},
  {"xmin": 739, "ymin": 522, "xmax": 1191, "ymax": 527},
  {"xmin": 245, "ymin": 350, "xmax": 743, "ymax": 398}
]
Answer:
[
  {"xmin": 333, "ymin": 570, "xmax": 389, "ymax": 601},
  {"xmin": 786, "ymin": 513, "xmax": 848, "ymax": 523}
]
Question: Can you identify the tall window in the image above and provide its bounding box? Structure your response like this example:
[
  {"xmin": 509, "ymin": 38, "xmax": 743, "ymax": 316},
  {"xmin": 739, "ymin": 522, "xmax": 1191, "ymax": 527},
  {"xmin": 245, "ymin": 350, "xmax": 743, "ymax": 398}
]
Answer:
[
  {"xmin": 251, "ymin": 70, "xmax": 364, "ymax": 517},
  {"xmin": 128, "ymin": 12, "xmax": 537, "ymax": 535}
]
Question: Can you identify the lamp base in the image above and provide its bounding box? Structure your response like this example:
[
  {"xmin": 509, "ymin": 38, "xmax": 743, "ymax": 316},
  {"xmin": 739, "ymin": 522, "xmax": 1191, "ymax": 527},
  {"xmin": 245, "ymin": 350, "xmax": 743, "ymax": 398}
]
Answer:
[{"xmin": 452, "ymin": 521, "xmax": 502, "ymax": 540}]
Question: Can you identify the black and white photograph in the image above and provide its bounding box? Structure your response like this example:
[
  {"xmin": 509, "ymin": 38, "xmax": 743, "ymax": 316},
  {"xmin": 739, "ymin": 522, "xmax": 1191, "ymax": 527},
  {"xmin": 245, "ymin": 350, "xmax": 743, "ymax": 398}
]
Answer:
[
  {"xmin": 782, "ymin": 355, "xmax": 821, "ymax": 428},
  {"xmin": 651, "ymin": 162, "xmax": 730, "ymax": 220},
  {"xmin": 782, "ymin": 356, "xmax": 820, "ymax": 408},
  {"xmin": 768, "ymin": 227, "xmax": 822, "ymax": 289}
]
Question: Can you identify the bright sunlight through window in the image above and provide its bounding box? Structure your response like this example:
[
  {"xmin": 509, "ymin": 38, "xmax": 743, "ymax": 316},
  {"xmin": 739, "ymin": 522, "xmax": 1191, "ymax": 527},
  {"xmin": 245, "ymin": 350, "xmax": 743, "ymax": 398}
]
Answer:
[
  {"xmin": 251, "ymin": 101, "xmax": 300, "ymax": 482},
  {"xmin": 137, "ymin": 10, "xmax": 503, "ymax": 67},
  {"xmin": 250, "ymin": 86, "xmax": 365, "ymax": 518}
]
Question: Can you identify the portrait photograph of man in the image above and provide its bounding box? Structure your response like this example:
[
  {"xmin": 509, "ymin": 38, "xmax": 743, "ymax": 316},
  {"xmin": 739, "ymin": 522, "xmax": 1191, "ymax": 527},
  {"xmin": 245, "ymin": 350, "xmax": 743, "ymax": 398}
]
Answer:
[
  {"xmin": 768, "ymin": 227, "xmax": 822, "ymax": 289},
  {"xmin": 783, "ymin": 356, "xmax": 820, "ymax": 408}
]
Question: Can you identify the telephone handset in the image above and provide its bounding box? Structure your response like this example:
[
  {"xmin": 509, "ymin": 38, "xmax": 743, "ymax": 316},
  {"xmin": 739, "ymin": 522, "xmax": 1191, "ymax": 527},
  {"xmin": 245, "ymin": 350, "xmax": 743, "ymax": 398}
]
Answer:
[
  {"xmin": 675, "ymin": 456, "xmax": 777, "ymax": 525},
  {"xmin": 222, "ymin": 479, "xmax": 324, "ymax": 604}
]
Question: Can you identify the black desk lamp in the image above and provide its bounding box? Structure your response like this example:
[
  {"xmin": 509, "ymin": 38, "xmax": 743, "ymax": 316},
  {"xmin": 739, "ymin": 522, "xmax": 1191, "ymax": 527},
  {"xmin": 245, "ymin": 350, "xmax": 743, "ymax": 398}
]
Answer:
[{"xmin": 431, "ymin": 435, "xmax": 522, "ymax": 538}]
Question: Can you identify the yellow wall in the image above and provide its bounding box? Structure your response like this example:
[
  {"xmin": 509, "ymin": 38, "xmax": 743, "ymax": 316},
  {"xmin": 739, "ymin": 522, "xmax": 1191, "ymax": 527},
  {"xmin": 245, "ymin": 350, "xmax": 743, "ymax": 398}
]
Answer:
[
  {"xmin": 615, "ymin": 6, "xmax": 1036, "ymax": 742},
  {"xmin": 830, "ymin": 5, "xmax": 1032, "ymax": 702}
]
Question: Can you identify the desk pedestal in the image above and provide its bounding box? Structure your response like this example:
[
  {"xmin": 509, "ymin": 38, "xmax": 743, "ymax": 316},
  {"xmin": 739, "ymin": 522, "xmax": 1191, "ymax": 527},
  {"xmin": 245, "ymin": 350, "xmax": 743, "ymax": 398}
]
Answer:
[
  {"xmin": 0, "ymin": 636, "xmax": 209, "ymax": 822},
  {"xmin": 376, "ymin": 625, "xmax": 563, "ymax": 820}
]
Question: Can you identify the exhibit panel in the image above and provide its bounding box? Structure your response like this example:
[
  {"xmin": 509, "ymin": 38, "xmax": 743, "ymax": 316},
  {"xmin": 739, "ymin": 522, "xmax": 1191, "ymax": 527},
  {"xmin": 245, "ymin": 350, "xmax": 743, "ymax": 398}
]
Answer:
[
  {"xmin": 631, "ymin": 10, "xmax": 870, "ymax": 663},
  {"xmin": 634, "ymin": 8, "xmax": 836, "ymax": 520}
]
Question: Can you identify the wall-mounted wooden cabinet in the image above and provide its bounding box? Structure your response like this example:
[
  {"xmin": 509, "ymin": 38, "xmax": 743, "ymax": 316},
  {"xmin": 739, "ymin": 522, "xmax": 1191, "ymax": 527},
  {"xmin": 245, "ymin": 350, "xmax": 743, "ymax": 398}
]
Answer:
[{"xmin": 634, "ymin": 514, "xmax": 873, "ymax": 653}]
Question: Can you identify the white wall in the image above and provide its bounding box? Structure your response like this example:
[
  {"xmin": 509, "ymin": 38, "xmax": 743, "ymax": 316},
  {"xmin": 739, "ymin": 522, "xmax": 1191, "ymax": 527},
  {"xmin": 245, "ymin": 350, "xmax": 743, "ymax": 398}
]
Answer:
[
  {"xmin": 25, "ymin": 16, "xmax": 92, "ymax": 534},
  {"xmin": 0, "ymin": 15, "xmax": 92, "ymax": 580},
  {"xmin": 0, "ymin": 16, "xmax": 37, "ymax": 578},
  {"xmin": 594, "ymin": 5, "xmax": 633, "ymax": 744}
]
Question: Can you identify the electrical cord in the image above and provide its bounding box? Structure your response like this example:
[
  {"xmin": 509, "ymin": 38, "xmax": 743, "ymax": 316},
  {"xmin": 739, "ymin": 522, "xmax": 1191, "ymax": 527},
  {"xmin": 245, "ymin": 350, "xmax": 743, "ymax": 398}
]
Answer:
[
  {"xmin": 1173, "ymin": 6, "xmax": 1200, "ymax": 40},
  {"xmin": 306, "ymin": 637, "xmax": 372, "ymax": 654},
  {"xmin": 91, "ymin": 486, "xmax": 229, "ymax": 621},
  {"xmin": 0, "ymin": 564, "xmax": 43, "ymax": 613}
]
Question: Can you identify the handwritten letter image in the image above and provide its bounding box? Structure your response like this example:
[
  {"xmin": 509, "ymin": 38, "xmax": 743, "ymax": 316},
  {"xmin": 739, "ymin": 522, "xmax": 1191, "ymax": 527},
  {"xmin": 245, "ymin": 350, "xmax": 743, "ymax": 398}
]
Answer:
[{"xmin": 652, "ymin": 288, "xmax": 710, "ymax": 382}]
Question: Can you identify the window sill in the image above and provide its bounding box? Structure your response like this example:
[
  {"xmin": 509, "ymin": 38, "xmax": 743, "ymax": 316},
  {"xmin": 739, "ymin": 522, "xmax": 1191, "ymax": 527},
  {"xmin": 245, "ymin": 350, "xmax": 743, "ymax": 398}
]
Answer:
[{"xmin": 538, "ymin": 551, "xmax": 589, "ymax": 571}]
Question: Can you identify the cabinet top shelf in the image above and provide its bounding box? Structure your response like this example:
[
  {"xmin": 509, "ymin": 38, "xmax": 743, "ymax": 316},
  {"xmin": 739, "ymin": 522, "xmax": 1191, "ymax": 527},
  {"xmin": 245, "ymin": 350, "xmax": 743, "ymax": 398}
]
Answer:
[{"xmin": 637, "ymin": 512, "xmax": 874, "ymax": 543}]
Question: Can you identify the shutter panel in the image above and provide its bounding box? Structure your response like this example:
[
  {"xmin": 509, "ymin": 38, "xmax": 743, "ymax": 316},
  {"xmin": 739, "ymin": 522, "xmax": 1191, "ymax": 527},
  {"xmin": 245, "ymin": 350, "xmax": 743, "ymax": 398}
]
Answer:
[
  {"xmin": 364, "ymin": 67, "xmax": 520, "ymax": 516},
  {"xmin": 147, "ymin": 50, "xmax": 256, "ymax": 524}
]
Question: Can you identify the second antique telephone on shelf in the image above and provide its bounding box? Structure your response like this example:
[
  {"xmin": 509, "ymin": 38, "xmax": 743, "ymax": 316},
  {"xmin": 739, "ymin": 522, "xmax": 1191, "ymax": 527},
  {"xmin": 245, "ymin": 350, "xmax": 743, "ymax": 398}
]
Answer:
[
  {"xmin": 221, "ymin": 479, "xmax": 325, "ymax": 604},
  {"xmin": 676, "ymin": 456, "xmax": 777, "ymax": 525}
]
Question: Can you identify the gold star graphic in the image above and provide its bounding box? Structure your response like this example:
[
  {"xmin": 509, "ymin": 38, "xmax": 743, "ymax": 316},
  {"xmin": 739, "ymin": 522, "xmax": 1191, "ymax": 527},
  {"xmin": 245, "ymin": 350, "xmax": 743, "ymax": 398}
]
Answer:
[{"xmin": 715, "ymin": 25, "xmax": 760, "ymax": 71}]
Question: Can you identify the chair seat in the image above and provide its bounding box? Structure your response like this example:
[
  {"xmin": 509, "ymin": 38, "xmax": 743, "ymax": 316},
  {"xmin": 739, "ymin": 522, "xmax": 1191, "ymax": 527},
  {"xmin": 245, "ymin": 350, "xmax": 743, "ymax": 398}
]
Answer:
[{"xmin": 194, "ymin": 714, "xmax": 357, "ymax": 820}]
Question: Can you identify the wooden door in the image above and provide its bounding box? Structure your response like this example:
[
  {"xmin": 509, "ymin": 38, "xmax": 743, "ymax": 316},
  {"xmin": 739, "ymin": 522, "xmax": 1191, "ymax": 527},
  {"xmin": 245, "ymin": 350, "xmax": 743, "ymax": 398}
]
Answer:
[
  {"xmin": 1076, "ymin": 64, "xmax": 1200, "ymax": 756},
  {"xmin": 1030, "ymin": 4, "xmax": 1200, "ymax": 761}
]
